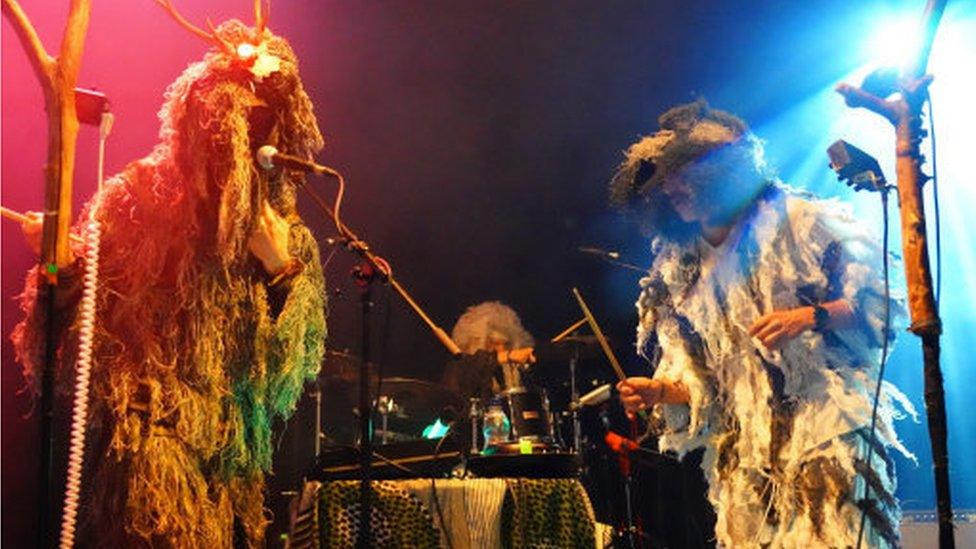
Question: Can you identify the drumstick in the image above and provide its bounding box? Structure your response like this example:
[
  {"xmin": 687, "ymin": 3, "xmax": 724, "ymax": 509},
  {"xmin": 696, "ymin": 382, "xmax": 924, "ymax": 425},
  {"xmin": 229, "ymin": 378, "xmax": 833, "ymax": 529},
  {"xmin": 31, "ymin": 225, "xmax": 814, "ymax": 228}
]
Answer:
[
  {"xmin": 1, "ymin": 206, "xmax": 85, "ymax": 245},
  {"xmin": 571, "ymin": 288, "xmax": 649, "ymax": 422},
  {"xmin": 550, "ymin": 317, "xmax": 587, "ymax": 343},
  {"xmin": 571, "ymin": 287, "xmax": 627, "ymax": 382}
]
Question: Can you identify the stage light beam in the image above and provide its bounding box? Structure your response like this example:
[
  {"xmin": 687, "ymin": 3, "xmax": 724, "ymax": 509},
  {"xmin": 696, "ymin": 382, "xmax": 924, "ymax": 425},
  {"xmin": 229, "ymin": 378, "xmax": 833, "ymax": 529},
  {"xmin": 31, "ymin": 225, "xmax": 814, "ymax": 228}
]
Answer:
[{"xmin": 865, "ymin": 17, "xmax": 921, "ymax": 72}]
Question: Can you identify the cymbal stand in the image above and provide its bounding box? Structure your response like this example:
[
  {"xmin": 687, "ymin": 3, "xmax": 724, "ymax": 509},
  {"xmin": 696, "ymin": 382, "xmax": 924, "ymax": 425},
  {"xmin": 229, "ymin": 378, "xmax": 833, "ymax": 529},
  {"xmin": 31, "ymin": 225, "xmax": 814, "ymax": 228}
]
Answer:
[
  {"xmin": 469, "ymin": 398, "xmax": 482, "ymax": 455},
  {"xmin": 377, "ymin": 395, "xmax": 392, "ymax": 445},
  {"xmin": 551, "ymin": 319, "xmax": 587, "ymax": 454},
  {"xmin": 569, "ymin": 341, "xmax": 582, "ymax": 454}
]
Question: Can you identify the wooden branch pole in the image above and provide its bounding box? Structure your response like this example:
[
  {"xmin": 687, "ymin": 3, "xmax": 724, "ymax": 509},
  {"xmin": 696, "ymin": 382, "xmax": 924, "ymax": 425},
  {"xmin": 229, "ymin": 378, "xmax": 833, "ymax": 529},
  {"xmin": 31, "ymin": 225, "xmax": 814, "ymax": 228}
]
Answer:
[
  {"xmin": 837, "ymin": 76, "xmax": 939, "ymax": 336},
  {"xmin": 836, "ymin": 2, "xmax": 952, "ymax": 547},
  {"xmin": 3, "ymin": 0, "xmax": 91, "ymax": 273},
  {"xmin": 2, "ymin": 1, "xmax": 92, "ymax": 546},
  {"xmin": 2, "ymin": 0, "xmax": 93, "ymax": 303}
]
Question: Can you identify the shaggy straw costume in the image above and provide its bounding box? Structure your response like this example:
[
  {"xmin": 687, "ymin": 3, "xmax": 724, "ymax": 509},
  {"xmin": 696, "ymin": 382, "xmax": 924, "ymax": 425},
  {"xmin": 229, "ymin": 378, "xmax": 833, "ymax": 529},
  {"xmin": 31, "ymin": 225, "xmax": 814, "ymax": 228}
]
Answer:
[
  {"xmin": 611, "ymin": 102, "xmax": 915, "ymax": 548},
  {"xmin": 12, "ymin": 20, "xmax": 326, "ymax": 547}
]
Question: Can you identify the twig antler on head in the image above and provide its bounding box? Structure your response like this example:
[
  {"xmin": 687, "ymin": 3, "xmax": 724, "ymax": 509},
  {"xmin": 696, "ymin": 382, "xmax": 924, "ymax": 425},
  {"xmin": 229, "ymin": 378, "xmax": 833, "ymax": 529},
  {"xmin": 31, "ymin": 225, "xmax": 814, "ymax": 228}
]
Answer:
[
  {"xmin": 253, "ymin": 0, "xmax": 269, "ymax": 37},
  {"xmin": 155, "ymin": 0, "xmax": 234, "ymax": 55}
]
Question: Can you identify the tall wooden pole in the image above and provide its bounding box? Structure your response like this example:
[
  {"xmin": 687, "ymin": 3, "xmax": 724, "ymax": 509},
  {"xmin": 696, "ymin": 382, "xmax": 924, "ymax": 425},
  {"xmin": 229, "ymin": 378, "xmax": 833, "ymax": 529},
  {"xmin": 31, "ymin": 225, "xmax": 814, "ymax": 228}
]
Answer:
[
  {"xmin": 836, "ymin": 1, "xmax": 952, "ymax": 546},
  {"xmin": 2, "ymin": 1, "xmax": 91, "ymax": 545}
]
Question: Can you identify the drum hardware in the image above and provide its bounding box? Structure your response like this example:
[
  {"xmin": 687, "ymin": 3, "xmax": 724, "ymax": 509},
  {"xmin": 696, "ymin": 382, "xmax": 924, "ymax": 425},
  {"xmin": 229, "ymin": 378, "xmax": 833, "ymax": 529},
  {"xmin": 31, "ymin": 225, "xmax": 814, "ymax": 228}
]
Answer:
[
  {"xmin": 468, "ymin": 397, "xmax": 482, "ymax": 455},
  {"xmin": 551, "ymin": 326, "xmax": 602, "ymax": 454},
  {"xmin": 376, "ymin": 395, "xmax": 399, "ymax": 445},
  {"xmin": 375, "ymin": 377, "xmax": 465, "ymax": 416},
  {"xmin": 576, "ymin": 383, "xmax": 612, "ymax": 408},
  {"xmin": 502, "ymin": 387, "xmax": 554, "ymax": 444},
  {"xmin": 551, "ymin": 298, "xmax": 621, "ymax": 455}
]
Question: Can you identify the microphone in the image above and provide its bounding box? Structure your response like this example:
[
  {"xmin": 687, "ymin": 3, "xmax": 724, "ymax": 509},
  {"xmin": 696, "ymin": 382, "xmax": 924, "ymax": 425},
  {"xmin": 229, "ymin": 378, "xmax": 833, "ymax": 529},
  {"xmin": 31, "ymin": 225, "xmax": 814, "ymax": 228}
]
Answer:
[
  {"xmin": 256, "ymin": 145, "xmax": 329, "ymax": 174},
  {"xmin": 578, "ymin": 246, "xmax": 620, "ymax": 260}
]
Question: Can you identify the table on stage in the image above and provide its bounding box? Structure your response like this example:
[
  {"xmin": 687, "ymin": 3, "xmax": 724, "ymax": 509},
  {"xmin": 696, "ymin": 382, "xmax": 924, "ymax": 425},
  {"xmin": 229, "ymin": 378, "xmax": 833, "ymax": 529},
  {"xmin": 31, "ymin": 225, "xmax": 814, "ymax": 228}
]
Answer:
[{"xmin": 287, "ymin": 477, "xmax": 604, "ymax": 548}]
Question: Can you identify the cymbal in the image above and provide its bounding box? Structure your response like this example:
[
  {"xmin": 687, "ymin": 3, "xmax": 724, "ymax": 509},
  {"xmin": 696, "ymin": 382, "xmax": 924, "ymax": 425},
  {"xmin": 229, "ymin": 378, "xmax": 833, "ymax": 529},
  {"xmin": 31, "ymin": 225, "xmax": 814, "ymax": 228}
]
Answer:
[
  {"xmin": 375, "ymin": 377, "xmax": 464, "ymax": 419},
  {"xmin": 535, "ymin": 335, "xmax": 608, "ymax": 362},
  {"xmin": 319, "ymin": 349, "xmax": 377, "ymax": 383}
]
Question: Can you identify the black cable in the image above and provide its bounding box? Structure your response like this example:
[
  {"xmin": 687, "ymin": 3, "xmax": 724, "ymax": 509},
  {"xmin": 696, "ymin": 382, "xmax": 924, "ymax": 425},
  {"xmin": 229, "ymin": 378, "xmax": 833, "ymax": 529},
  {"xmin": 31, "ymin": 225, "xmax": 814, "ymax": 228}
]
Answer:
[
  {"xmin": 855, "ymin": 188, "xmax": 893, "ymax": 549},
  {"xmin": 926, "ymin": 95, "xmax": 941, "ymax": 309}
]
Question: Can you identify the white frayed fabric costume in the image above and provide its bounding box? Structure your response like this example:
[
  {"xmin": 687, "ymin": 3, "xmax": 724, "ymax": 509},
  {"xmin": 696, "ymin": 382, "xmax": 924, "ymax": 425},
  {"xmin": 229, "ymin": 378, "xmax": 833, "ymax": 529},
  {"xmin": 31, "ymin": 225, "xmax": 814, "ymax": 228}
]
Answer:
[{"xmin": 637, "ymin": 183, "xmax": 915, "ymax": 548}]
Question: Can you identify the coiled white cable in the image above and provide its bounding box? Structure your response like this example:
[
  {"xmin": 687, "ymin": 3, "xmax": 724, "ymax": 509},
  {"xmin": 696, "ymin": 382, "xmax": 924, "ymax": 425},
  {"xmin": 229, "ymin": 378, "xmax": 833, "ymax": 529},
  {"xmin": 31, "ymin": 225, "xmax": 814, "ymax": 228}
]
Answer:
[{"xmin": 59, "ymin": 110, "xmax": 112, "ymax": 548}]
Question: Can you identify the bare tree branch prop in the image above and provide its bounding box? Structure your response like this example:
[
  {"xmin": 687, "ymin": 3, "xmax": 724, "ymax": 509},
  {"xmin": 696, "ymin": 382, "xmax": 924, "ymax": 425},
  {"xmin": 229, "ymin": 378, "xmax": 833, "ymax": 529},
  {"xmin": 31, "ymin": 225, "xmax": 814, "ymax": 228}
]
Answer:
[
  {"xmin": 1, "ymin": 0, "xmax": 56, "ymax": 83},
  {"xmin": 3, "ymin": 0, "xmax": 91, "ymax": 270}
]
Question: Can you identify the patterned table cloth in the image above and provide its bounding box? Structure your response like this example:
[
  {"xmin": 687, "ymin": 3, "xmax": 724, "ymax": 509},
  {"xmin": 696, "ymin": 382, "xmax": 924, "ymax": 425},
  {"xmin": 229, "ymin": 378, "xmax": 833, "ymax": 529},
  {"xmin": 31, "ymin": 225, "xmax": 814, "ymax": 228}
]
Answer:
[{"xmin": 287, "ymin": 477, "xmax": 597, "ymax": 548}]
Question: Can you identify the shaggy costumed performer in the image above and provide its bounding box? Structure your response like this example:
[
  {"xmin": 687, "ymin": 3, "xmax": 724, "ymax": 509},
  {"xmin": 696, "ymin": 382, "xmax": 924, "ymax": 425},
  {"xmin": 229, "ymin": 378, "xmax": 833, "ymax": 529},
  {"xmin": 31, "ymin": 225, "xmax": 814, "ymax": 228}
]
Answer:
[
  {"xmin": 12, "ymin": 15, "xmax": 326, "ymax": 547},
  {"xmin": 609, "ymin": 101, "xmax": 916, "ymax": 548}
]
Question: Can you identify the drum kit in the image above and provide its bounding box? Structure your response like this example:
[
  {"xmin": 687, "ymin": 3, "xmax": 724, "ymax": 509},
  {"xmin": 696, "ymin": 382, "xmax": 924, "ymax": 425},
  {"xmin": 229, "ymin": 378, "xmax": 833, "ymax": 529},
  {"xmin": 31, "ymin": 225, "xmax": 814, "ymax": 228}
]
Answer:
[
  {"xmin": 290, "ymin": 295, "xmax": 682, "ymax": 547},
  {"xmin": 314, "ymin": 335, "xmax": 613, "ymax": 474}
]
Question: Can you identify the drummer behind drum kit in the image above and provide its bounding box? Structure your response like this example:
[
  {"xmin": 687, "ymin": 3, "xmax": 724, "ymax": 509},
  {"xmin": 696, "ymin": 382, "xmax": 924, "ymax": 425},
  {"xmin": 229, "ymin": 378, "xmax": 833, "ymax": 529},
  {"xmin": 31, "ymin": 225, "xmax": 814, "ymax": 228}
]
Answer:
[
  {"xmin": 313, "ymin": 333, "xmax": 613, "ymax": 480},
  {"xmin": 309, "ymin": 288, "xmax": 669, "ymax": 486}
]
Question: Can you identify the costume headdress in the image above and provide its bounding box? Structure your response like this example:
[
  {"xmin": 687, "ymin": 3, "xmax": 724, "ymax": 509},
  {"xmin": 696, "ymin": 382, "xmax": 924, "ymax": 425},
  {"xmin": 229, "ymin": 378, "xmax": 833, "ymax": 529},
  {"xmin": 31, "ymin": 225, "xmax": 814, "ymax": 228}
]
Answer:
[
  {"xmin": 609, "ymin": 99, "xmax": 763, "ymax": 236},
  {"xmin": 151, "ymin": 1, "xmax": 324, "ymax": 264}
]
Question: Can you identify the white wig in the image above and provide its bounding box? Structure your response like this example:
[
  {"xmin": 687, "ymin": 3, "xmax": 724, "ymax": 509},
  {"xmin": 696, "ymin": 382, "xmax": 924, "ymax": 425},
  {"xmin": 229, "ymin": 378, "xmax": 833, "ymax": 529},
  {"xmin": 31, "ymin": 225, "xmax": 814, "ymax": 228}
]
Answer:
[{"xmin": 451, "ymin": 301, "xmax": 535, "ymax": 354}]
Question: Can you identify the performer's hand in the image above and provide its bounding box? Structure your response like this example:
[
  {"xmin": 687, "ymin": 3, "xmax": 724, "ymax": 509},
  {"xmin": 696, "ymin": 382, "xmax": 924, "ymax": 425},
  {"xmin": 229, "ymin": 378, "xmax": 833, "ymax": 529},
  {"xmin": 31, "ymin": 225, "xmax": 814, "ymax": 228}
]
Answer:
[
  {"xmin": 20, "ymin": 210, "xmax": 43, "ymax": 256},
  {"xmin": 248, "ymin": 202, "xmax": 292, "ymax": 275},
  {"xmin": 499, "ymin": 347, "xmax": 536, "ymax": 365},
  {"xmin": 616, "ymin": 377, "xmax": 690, "ymax": 418},
  {"xmin": 748, "ymin": 307, "xmax": 815, "ymax": 350}
]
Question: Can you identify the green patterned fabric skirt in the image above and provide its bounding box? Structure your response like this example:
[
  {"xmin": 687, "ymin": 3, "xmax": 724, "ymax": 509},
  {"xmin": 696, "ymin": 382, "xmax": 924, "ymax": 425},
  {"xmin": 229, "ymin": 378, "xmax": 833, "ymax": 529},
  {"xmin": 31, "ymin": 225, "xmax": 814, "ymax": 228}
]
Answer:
[{"xmin": 288, "ymin": 478, "xmax": 596, "ymax": 548}]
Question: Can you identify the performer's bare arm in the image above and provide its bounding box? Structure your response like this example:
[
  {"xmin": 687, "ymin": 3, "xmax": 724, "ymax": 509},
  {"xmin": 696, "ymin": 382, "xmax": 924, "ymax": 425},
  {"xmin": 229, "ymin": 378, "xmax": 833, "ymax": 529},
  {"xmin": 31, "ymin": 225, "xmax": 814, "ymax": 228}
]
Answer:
[
  {"xmin": 497, "ymin": 347, "xmax": 537, "ymax": 365},
  {"xmin": 747, "ymin": 299, "xmax": 855, "ymax": 350}
]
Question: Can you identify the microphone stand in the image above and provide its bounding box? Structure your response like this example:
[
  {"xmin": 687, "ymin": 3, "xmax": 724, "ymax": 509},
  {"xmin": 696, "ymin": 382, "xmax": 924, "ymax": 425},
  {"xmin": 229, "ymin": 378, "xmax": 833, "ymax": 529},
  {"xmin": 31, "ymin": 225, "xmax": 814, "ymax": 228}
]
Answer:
[
  {"xmin": 351, "ymin": 261, "xmax": 376, "ymax": 549},
  {"xmin": 292, "ymin": 170, "xmax": 461, "ymax": 549}
]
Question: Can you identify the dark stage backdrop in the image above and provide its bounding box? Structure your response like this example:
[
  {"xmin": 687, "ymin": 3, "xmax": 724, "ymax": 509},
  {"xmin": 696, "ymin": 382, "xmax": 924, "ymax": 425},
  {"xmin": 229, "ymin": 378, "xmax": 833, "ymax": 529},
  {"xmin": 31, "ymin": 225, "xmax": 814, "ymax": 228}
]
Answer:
[{"xmin": 4, "ymin": 0, "xmax": 973, "ymax": 545}]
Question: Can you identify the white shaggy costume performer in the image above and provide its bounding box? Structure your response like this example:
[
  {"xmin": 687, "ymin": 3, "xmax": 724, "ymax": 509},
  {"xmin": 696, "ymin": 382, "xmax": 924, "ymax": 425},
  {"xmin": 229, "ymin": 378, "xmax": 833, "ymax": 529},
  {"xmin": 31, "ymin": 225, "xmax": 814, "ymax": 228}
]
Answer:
[{"xmin": 612, "ymin": 101, "xmax": 915, "ymax": 548}]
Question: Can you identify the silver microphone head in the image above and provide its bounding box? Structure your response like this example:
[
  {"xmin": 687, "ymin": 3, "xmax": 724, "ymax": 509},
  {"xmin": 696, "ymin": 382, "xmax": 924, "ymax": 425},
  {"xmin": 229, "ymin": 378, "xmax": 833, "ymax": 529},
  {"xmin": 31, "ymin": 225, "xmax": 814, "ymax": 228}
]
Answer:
[{"xmin": 256, "ymin": 145, "xmax": 278, "ymax": 170}]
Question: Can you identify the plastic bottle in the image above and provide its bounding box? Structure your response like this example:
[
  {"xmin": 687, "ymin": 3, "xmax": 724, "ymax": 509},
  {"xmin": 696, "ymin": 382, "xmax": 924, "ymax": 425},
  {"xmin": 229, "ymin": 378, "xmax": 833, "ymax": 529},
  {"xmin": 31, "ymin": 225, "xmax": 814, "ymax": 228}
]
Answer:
[{"xmin": 482, "ymin": 404, "xmax": 511, "ymax": 451}]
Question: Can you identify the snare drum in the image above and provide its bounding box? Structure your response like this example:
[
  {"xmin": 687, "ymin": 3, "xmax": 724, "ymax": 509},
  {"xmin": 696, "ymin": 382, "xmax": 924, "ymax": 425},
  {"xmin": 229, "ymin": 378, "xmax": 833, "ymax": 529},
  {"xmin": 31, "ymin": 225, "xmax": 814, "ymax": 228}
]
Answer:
[{"xmin": 503, "ymin": 386, "xmax": 553, "ymax": 442}]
